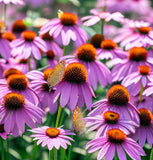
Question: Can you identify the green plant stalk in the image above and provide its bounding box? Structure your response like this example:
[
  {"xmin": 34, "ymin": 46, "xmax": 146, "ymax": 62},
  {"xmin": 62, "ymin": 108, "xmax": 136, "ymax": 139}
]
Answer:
[
  {"xmin": 49, "ymin": 150, "xmax": 52, "ymax": 160},
  {"xmin": 101, "ymin": 19, "xmax": 105, "ymax": 40},
  {"xmin": 3, "ymin": 4, "xmax": 7, "ymax": 23},
  {"xmin": 150, "ymin": 147, "xmax": 153, "ymax": 160},
  {"xmin": 60, "ymin": 148, "xmax": 66, "ymax": 160},
  {"xmin": 139, "ymin": 84, "xmax": 144, "ymax": 102},
  {"xmin": 54, "ymin": 148, "xmax": 57, "ymax": 160},
  {"xmin": 32, "ymin": 141, "xmax": 38, "ymax": 160},
  {"xmin": 55, "ymin": 105, "xmax": 62, "ymax": 128},
  {"xmin": 0, "ymin": 137, "xmax": 5, "ymax": 160},
  {"xmin": 27, "ymin": 57, "xmax": 32, "ymax": 71},
  {"xmin": 6, "ymin": 139, "xmax": 9, "ymax": 160}
]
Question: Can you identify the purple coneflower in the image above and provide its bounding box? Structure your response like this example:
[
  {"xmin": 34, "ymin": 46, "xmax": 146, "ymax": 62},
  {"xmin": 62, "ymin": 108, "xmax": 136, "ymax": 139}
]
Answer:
[
  {"xmin": 130, "ymin": 95, "xmax": 153, "ymax": 114},
  {"xmin": 41, "ymin": 31, "xmax": 62, "ymax": 57},
  {"xmin": 110, "ymin": 47, "xmax": 153, "ymax": 82},
  {"xmin": 53, "ymin": 63, "xmax": 95, "ymax": 111},
  {"xmin": 0, "ymin": 0, "xmax": 24, "ymax": 5},
  {"xmin": 45, "ymin": 50, "xmax": 58, "ymax": 68},
  {"xmin": 11, "ymin": 30, "xmax": 47, "ymax": 60},
  {"xmin": 121, "ymin": 26, "xmax": 153, "ymax": 50},
  {"xmin": 0, "ymin": 31, "xmax": 11, "ymax": 60},
  {"xmin": 89, "ymin": 85, "xmax": 140, "ymax": 125},
  {"xmin": 122, "ymin": 65, "xmax": 153, "ymax": 96},
  {"xmin": 0, "ymin": 73, "xmax": 39, "ymax": 105},
  {"xmin": 40, "ymin": 12, "xmax": 89, "ymax": 46},
  {"xmin": 81, "ymin": 9, "xmax": 124, "ymax": 27},
  {"xmin": 132, "ymin": 108, "xmax": 153, "ymax": 147},
  {"xmin": 62, "ymin": 43, "xmax": 112, "ymax": 90},
  {"xmin": 97, "ymin": 39, "xmax": 127, "ymax": 60},
  {"xmin": 3, "ymin": 56, "xmax": 36, "ymax": 73},
  {"xmin": 86, "ymin": 129, "xmax": 145, "ymax": 160},
  {"xmin": 0, "ymin": 124, "xmax": 8, "ymax": 140},
  {"xmin": 29, "ymin": 126, "xmax": 75, "ymax": 150},
  {"xmin": 85, "ymin": 111, "xmax": 138, "ymax": 138},
  {"xmin": 0, "ymin": 92, "xmax": 45, "ymax": 137},
  {"xmin": 26, "ymin": 69, "xmax": 57, "ymax": 114}
]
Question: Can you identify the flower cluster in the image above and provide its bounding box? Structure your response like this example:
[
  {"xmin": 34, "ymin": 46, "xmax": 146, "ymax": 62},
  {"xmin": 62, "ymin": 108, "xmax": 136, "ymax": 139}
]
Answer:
[{"xmin": 0, "ymin": 0, "xmax": 153, "ymax": 160}]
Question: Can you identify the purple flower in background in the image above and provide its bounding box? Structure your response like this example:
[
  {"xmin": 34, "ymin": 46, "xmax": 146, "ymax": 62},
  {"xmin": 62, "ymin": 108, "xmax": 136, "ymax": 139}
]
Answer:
[
  {"xmin": 132, "ymin": 108, "xmax": 153, "ymax": 147},
  {"xmin": 62, "ymin": 43, "xmax": 112, "ymax": 90},
  {"xmin": 97, "ymin": 39, "xmax": 127, "ymax": 60},
  {"xmin": 130, "ymin": 95, "xmax": 153, "ymax": 114},
  {"xmin": 85, "ymin": 111, "xmax": 138, "ymax": 138},
  {"xmin": 41, "ymin": 32, "xmax": 62, "ymax": 58},
  {"xmin": 0, "ymin": 32, "xmax": 11, "ymax": 60},
  {"xmin": 25, "ymin": 0, "xmax": 51, "ymax": 7},
  {"xmin": 81, "ymin": 9, "xmax": 124, "ymax": 26},
  {"xmin": 86, "ymin": 129, "xmax": 145, "ymax": 160},
  {"xmin": 29, "ymin": 126, "xmax": 75, "ymax": 150},
  {"xmin": 40, "ymin": 12, "xmax": 89, "ymax": 46},
  {"xmin": 95, "ymin": 0, "xmax": 151, "ymax": 15},
  {"xmin": 110, "ymin": 47, "xmax": 153, "ymax": 82},
  {"xmin": 11, "ymin": 30, "xmax": 47, "ymax": 60},
  {"xmin": 89, "ymin": 85, "xmax": 140, "ymax": 125},
  {"xmin": 0, "ymin": 0, "xmax": 24, "ymax": 5},
  {"xmin": 53, "ymin": 63, "xmax": 95, "ymax": 111},
  {"xmin": 26, "ymin": 69, "xmax": 58, "ymax": 114},
  {"xmin": 121, "ymin": 26, "xmax": 153, "ymax": 50},
  {"xmin": 122, "ymin": 65, "xmax": 153, "ymax": 96},
  {"xmin": 0, "ymin": 92, "xmax": 45, "ymax": 137}
]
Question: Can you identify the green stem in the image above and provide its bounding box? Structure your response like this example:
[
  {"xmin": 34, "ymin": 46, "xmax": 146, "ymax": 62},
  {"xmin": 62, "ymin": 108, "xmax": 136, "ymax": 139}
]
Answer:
[
  {"xmin": 32, "ymin": 141, "xmax": 38, "ymax": 160},
  {"xmin": 139, "ymin": 84, "xmax": 144, "ymax": 102},
  {"xmin": 54, "ymin": 148, "xmax": 57, "ymax": 160},
  {"xmin": 101, "ymin": 19, "xmax": 105, "ymax": 40},
  {"xmin": 103, "ymin": 0, "xmax": 106, "ymax": 11},
  {"xmin": 67, "ymin": 135, "xmax": 74, "ymax": 160},
  {"xmin": 0, "ymin": 137, "xmax": 5, "ymax": 160},
  {"xmin": 150, "ymin": 147, "xmax": 153, "ymax": 160},
  {"xmin": 6, "ymin": 139, "xmax": 9, "ymax": 160},
  {"xmin": 59, "ymin": 109, "xmax": 65, "ymax": 126},
  {"xmin": 55, "ymin": 105, "xmax": 62, "ymax": 128},
  {"xmin": 63, "ymin": 46, "xmax": 67, "ymax": 56},
  {"xmin": 60, "ymin": 148, "xmax": 66, "ymax": 160},
  {"xmin": 27, "ymin": 57, "xmax": 32, "ymax": 71},
  {"xmin": 49, "ymin": 150, "xmax": 52, "ymax": 160},
  {"xmin": 3, "ymin": 4, "xmax": 7, "ymax": 23}
]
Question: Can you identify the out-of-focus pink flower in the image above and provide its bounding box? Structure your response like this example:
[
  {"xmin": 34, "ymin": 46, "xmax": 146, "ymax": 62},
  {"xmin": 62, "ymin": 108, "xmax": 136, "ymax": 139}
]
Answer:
[
  {"xmin": 0, "ymin": 0, "xmax": 24, "ymax": 5},
  {"xmin": 81, "ymin": 9, "xmax": 124, "ymax": 26}
]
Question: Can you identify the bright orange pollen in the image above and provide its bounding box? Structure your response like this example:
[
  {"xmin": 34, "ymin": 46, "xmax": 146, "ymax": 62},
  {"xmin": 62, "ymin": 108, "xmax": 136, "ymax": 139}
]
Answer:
[
  {"xmin": 107, "ymin": 85, "xmax": 130, "ymax": 106},
  {"xmin": 139, "ymin": 108, "xmax": 153, "ymax": 126},
  {"xmin": 0, "ymin": 124, "xmax": 5, "ymax": 133},
  {"xmin": 90, "ymin": 34, "xmax": 104, "ymax": 48},
  {"xmin": 7, "ymin": 74, "xmax": 29, "ymax": 91},
  {"xmin": 101, "ymin": 40, "xmax": 117, "ymax": 50},
  {"xmin": 43, "ymin": 68, "xmax": 52, "ymax": 81},
  {"xmin": 104, "ymin": 111, "xmax": 120, "ymax": 124},
  {"xmin": 46, "ymin": 50, "xmax": 55, "ymax": 59},
  {"xmin": 138, "ymin": 27, "xmax": 151, "ymax": 34},
  {"xmin": 4, "ymin": 68, "xmax": 21, "ymax": 79},
  {"xmin": 41, "ymin": 32, "xmax": 53, "ymax": 41},
  {"xmin": 4, "ymin": 92, "xmax": 25, "ymax": 110},
  {"xmin": 107, "ymin": 129, "xmax": 126, "ymax": 144},
  {"xmin": 2, "ymin": 31, "xmax": 16, "ymax": 41},
  {"xmin": 12, "ymin": 20, "xmax": 26, "ymax": 33},
  {"xmin": 77, "ymin": 44, "xmax": 97, "ymax": 62},
  {"xmin": 21, "ymin": 31, "xmax": 36, "ymax": 41},
  {"xmin": 139, "ymin": 65, "xmax": 150, "ymax": 75},
  {"xmin": 60, "ymin": 13, "xmax": 77, "ymax": 26},
  {"xmin": 129, "ymin": 47, "xmax": 147, "ymax": 61},
  {"xmin": 63, "ymin": 63, "xmax": 87, "ymax": 83},
  {"xmin": 46, "ymin": 128, "xmax": 60, "ymax": 138}
]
